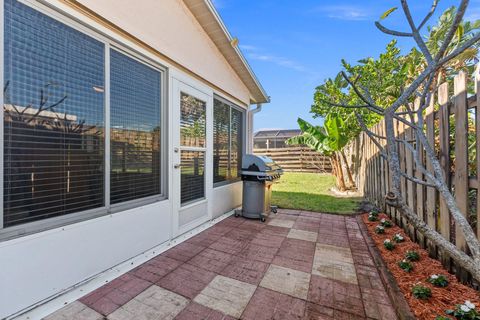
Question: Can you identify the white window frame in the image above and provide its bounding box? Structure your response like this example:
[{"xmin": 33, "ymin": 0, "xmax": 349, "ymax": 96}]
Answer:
[
  {"xmin": 0, "ymin": 0, "xmax": 168, "ymax": 241},
  {"xmin": 213, "ymin": 94, "xmax": 246, "ymax": 188}
]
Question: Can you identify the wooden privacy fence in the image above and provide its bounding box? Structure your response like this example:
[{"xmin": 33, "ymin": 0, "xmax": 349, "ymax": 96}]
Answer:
[
  {"xmin": 343, "ymin": 70, "xmax": 480, "ymax": 281},
  {"xmin": 254, "ymin": 147, "xmax": 332, "ymax": 173}
]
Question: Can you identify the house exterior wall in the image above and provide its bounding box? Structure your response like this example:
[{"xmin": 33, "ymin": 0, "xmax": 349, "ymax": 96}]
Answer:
[{"xmin": 0, "ymin": 0, "xmax": 254, "ymax": 318}]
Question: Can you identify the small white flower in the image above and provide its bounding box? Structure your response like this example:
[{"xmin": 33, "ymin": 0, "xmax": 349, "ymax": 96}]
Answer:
[
  {"xmin": 465, "ymin": 301, "xmax": 476, "ymax": 309},
  {"xmin": 384, "ymin": 239, "xmax": 391, "ymax": 243},
  {"xmin": 460, "ymin": 305, "xmax": 471, "ymax": 312},
  {"xmin": 430, "ymin": 274, "xmax": 439, "ymax": 279},
  {"xmin": 402, "ymin": 259, "xmax": 407, "ymax": 263},
  {"xmin": 381, "ymin": 218, "xmax": 386, "ymax": 223}
]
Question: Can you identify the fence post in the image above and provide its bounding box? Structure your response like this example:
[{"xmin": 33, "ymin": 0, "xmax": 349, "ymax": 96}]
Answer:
[
  {"xmin": 438, "ymin": 81, "xmax": 451, "ymax": 270},
  {"xmin": 425, "ymin": 93, "xmax": 437, "ymax": 257}
]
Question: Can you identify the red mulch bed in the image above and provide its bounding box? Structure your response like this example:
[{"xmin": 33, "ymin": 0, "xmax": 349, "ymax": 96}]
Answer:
[{"xmin": 362, "ymin": 213, "xmax": 480, "ymax": 320}]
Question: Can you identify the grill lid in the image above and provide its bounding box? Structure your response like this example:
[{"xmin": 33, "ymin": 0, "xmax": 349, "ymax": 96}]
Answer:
[{"xmin": 241, "ymin": 154, "xmax": 283, "ymax": 178}]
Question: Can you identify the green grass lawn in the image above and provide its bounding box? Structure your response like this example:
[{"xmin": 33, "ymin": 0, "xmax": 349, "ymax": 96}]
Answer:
[{"xmin": 272, "ymin": 172, "xmax": 361, "ymax": 214}]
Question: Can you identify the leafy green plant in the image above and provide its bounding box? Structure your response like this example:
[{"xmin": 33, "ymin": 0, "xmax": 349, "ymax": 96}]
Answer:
[
  {"xmin": 375, "ymin": 225, "xmax": 385, "ymax": 234},
  {"xmin": 412, "ymin": 284, "xmax": 432, "ymax": 300},
  {"xmin": 368, "ymin": 214, "xmax": 378, "ymax": 222},
  {"xmin": 398, "ymin": 259, "xmax": 414, "ymax": 272},
  {"xmin": 370, "ymin": 209, "xmax": 379, "ymax": 217},
  {"xmin": 405, "ymin": 250, "xmax": 420, "ymax": 262},
  {"xmin": 446, "ymin": 301, "xmax": 480, "ymax": 319},
  {"xmin": 392, "ymin": 233, "xmax": 404, "ymax": 243},
  {"xmin": 383, "ymin": 239, "xmax": 395, "ymax": 250},
  {"xmin": 436, "ymin": 316, "xmax": 453, "ymax": 320},
  {"xmin": 427, "ymin": 274, "xmax": 449, "ymax": 288},
  {"xmin": 380, "ymin": 218, "xmax": 393, "ymax": 228}
]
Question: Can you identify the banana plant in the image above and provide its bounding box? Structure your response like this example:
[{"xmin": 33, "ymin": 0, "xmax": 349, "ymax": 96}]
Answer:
[{"xmin": 287, "ymin": 115, "xmax": 355, "ymax": 191}]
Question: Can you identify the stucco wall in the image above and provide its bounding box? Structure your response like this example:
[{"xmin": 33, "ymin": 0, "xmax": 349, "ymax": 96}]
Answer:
[{"xmin": 76, "ymin": 0, "xmax": 251, "ymax": 106}]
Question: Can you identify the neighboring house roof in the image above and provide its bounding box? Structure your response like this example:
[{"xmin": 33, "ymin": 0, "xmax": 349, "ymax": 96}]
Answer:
[
  {"xmin": 254, "ymin": 129, "xmax": 302, "ymax": 139},
  {"xmin": 183, "ymin": 0, "xmax": 270, "ymax": 104}
]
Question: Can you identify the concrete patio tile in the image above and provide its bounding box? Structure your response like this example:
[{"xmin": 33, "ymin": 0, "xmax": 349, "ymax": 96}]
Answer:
[
  {"xmin": 209, "ymin": 236, "xmax": 248, "ymax": 255},
  {"xmin": 287, "ymin": 229, "xmax": 318, "ymax": 242},
  {"xmin": 251, "ymin": 232, "xmax": 285, "ymax": 248},
  {"xmin": 220, "ymin": 257, "xmax": 269, "ymax": 285},
  {"xmin": 271, "ymin": 255, "xmax": 313, "ymax": 273},
  {"xmin": 259, "ymin": 265, "xmax": 311, "ymax": 300},
  {"xmin": 239, "ymin": 243, "xmax": 278, "ymax": 263},
  {"xmin": 186, "ymin": 231, "xmax": 223, "ymax": 247},
  {"xmin": 276, "ymin": 238, "xmax": 316, "ymax": 262},
  {"xmin": 194, "ymin": 275, "xmax": 256, "ymax": 318},
  {"xmin": 292, "ymin": 221, "xmax": 320, "ymax": 233},
  {"xmin": 130, "ymin": 255, "xmax": 183, "ymax": 283},
  {"xmin": 223, "ymin": 228, "xmax": 256, "ymax": 241},
  {"xmin": 238, "ymin": 219, "xmax": 267, "ymax": 231},
  {"xmin": 162, "ymin": 242, "xmax": 206, "ymax": 262},
  {"xmin": 174, "ymin": 302, "xmax": 236, "ymax": 320},
  {"xmin": 312, "ymin": 243, "xmax": 358, "ymax": 285},
  {"xmin": 363, "ymin": 300, "xmax": 398, "ymax": 320},
  {"xmin": 107, "ymin": 285, "xmax": 188, "ymax": 320},
  {"xmin": 157, "ymin": 263, "xmax": 216, "ymax": 299},
  {"xmin": 44, "ymin": 301, "xmax": 103, "ymax": 320},
  {"xmin": 268, "ymin": 218, "xmax": 295, "ymax": 228},
  {"xmin": 187, "ymin": 248, "xmax": 234, "ymax": 273},
  {"xmin": 259, "ymin": 225, "xmax": 290, "ymax": 237},
  {"xmin": 242, "ymin": 287, "xmax": 306, "ymax": 320},
  {"xmin": 308, "ymin": 275, "xmax": 365, "ymax": 317}
]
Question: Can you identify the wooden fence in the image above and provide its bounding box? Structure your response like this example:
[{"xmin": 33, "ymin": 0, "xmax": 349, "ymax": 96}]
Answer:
[
  {"xmin": 343, "ymin": 70, "xmax": 480, "ymax": 282},
  {"xmin": 254, "ymin": 147, "xmax": 332, "ymax": 173}
]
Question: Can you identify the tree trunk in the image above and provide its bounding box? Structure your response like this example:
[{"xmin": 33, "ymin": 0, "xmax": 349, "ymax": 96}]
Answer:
[
  {"xmin": 341, "ymin": 150, "xmax": 356, "ymax": 188},
  {"xmin": 331, "ymin": 153, "xmax": 347, "ymax": 191}
]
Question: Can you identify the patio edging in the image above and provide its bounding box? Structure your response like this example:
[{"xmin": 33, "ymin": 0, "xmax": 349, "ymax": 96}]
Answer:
[{"xmin": 356, "ymin": 215, "xmax": 416, "ymax": 320}]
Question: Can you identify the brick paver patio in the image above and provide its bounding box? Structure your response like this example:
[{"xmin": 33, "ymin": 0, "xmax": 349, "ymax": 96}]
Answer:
[{"xmin": 44, "ymin": 210, "xmax": 398, "ymax": 320}]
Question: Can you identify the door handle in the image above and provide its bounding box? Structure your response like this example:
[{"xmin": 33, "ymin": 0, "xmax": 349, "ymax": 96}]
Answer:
[{"xmin": 174, "ymin": 164, "xmax": 182, "ymax": 169}]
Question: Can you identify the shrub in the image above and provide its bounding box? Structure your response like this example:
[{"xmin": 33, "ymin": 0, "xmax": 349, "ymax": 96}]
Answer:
[
  {"xmin": 412, "ymin": 284, "xmax": 432, "ymax": 300},
  {"xmin": 375, "ymin": 225, "xmax": 385, "ymax": 234},
  {"xmin": 392, "ymin": 233, "xmax": 404, "ymax": 243},
  {"xmin": 380, "ymin": 218, "xmax": 393, "ymax": 227},
  {"xmin": 435, "ymin": 316, "xmax": 452, "ymax": 320},
  {"xmin": 368, "ymin": 214, "xmax": 378, "ymax": 222},
  {"xmin": 370, "ymin": 209, "xmax": 379, "ymax": 217},
  {"xmin": 405, "ymin": 250, "xmax": 420, "ymax": 262},
  {"xmin": 446, "ymin": 301, "xmax": 480, "ymax": 319},
  {"xmin": 427, "ymin": 274, "xmax": 449, "ymax": 288},
  {"xmin": 398, "ymin": 259, "xmax": 414, "ymax": 272},
  {"xmin": 383, "ymin": 239, "xmax": 395, "ymax": 250}
]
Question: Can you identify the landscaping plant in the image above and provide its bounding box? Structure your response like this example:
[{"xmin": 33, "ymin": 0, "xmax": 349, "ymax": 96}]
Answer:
[
  {"xmin": 412, "ymin": 284, "xmax": 432, "ymax": 300},
  {"xmin": 384, "ymin": 239, "xmax": 396, "ymax": 250},
  {"xmin": 398, "ymin": 259, "xmax": 414, "ymax": 272},
  {"xmin": 317, "ymin": 0, "xmax": 480, "ymax": 281},
  {"xmin": 428, "ymin": 274, "xmax": 449, "ymax": 287},
  {"xmin": 380, "ymin": 218, "xmax": 393, "ymax": 228},
  {"xmin": 393, "ymin": 233, "xmax": 404, "ymax": 243},
  {"xmin": 405, "ymin": 250, "xmax": 420, "ymax": 261},
  {"xmin": 368, "ymin": 213, "xmax": 378, "ymax": 221},
  {"xmin": 375, "ymin": 225, "xmax": 385, "ymax": 234},
  {"xmin": 446, "ymin": 301, "xmax": 480, "ymax": 319}
]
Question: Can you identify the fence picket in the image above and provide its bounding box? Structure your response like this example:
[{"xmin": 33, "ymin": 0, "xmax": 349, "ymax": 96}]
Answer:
[{"xmin": 454, "ymin": 71, "xmax": 469, "ymax": 254}]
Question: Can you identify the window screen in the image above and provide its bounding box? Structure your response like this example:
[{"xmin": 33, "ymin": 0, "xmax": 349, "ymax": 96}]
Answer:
[
  {"xmin": 3, "ymin": 0, "xmax": 105, "ymax": 227},
  {"xmin": 213, "ymin": 97, "xmax": 244, "ymax": 185},
  {"xmin": 181, "ymin": 151, "xmax": 205, "ymax": 204},
  {"xmin": 180, "ymin": 93, "xmax": 206, "ymax": 148},
  {"xmin": 110, "ymin": 50, "xmax": 161, "ymax": 204}
]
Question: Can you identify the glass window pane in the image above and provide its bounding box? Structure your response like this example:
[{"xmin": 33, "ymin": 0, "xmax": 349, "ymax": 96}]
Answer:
[
  {"xmin": 231, "ymin": 108, "xmax": 243, "ymax": 179},
  {"xmin": 3, "ymin": 0, "xmax": 105, "ymax": 227},
  {"xmin": 213, "ymin": 99, "xmax": 230, "ymax": 183},
  {"xmin": 181, "ymin": 151, "xmax": 205, "ymax": 204},
  {"xmin": 180, "ymin": 93, "xmax": 206, "ymax": 148},
  {"xmin": 110, "ymin": 50, "xmax": 161, "ymax": 204}
]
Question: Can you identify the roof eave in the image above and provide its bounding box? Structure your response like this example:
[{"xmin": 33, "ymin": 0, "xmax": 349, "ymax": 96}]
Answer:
[{"xmin": 183, "ymin": 0, "xmax": 270, "ymax": 104}]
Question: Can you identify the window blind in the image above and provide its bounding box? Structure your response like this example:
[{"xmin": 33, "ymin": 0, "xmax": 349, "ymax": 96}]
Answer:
[
  {"xmin": 110, "ymin": 50, "xmax": 161, "ymax": 204},
  {"xmin": 3, "ymin": 0, "xmax": 105, "ymax": 227}
]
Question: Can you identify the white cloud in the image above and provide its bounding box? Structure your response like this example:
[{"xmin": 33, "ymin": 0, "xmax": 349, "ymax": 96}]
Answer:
[
  {"xmin": 315, "ymin": 5, "xmax": 371, "ymax": 21},
  {"xmin": 241, "ymin": 44, "xmax": 308, "ymax": 73}
]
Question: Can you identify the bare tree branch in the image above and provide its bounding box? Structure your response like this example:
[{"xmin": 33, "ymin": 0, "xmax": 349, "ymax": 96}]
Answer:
[
  {"xmin": 418, "ymin": 0, "xmax": 439, "ymax": 30},
  {"xmin": 400, "ymin": 171, "xmax": 435, "ymax": 187},
  {"xmin": 401, "ymin": 0, "xmax": 434, "ymax": 64},
  {"xmin": 341, "ymin": 72, "xmax": 384, "ymax": 113},
  {"xmin": 374, "ymin": 21, "xmax": 413, "ymax": 37}
]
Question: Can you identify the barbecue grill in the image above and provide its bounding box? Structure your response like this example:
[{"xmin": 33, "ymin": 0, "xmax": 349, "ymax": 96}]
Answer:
[{"xmin": 235, "ymin": 154, "xmax": 283, "ymax": 222}]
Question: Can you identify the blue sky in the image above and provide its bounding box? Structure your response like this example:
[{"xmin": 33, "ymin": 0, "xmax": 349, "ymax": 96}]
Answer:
[{"xmin": 213, "ymin": 0, "xmax": 480, "ymax": 131}]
